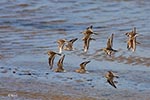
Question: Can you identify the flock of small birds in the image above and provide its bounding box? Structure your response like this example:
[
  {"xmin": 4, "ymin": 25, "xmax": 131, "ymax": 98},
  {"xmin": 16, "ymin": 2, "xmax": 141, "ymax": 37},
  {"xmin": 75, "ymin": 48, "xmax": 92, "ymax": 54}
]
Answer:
[{"xmin": 47, "ymin": 25, "xmax": 139, "ymax": 88}]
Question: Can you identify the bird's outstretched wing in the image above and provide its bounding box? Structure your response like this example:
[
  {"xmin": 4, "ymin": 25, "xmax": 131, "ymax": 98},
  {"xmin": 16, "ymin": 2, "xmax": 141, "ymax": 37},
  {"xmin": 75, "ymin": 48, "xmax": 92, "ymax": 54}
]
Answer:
[
  {"xmin": 49, "ymin": 55, "xmax": 55, "ymax": 69},
  {"xmin": 69, "ymin": 38, "xmax": 78, "ymax": 44},
  {"xmin": 57, "ymin": 55, "xmax": 65, "ymax": 69},
  {"xmin": 107, "ymin": 79, "xmax": 117, "ymax": 88},
  {"xmin": 80, "ymin": 61, "xmax": 90, "ymax": 69}
]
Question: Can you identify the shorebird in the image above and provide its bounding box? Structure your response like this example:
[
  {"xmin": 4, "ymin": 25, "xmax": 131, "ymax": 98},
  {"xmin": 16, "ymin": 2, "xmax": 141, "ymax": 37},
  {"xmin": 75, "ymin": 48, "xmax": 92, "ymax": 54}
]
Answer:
[
  {"xmin": 83, "ymin": 35, "xmax": 95, "ymax": 52},
  {"xmin": 82, "ymin": 25, "xmax": 93, "ymax": 35},
  {"xmin": 57, "ymin": 39, "xmax": 66, "ymax": 54},
  {"xmin": 55, "ymin": 55, "xmax": 66, "ymax": 72},
  {"xmin": 125, "ymin": 27, "xmax": 140, "ymax": 52},
  {"xmin": 64, "ymin": 38, "xmax": 78, "ymax": 51},
  {"xmin": 75, "ymin": 61, "xmax": 90, "ymax": 73},
  {"xmin": 127, "ymin": 34, "xmax": 138, "ymax": 52},
  {"xmin": 81, "ymin": 25, "xmax": 97, "ymax": 52},
  {"xmin": 47, "ymin": 50, "xmax": 61, "ymax": 69},
  {"xmin": 105, "ymin": 71, "xmax": 119, "ymax": 88},
  {"xmin": 102, "ymin": 34, "xmax": 117, "ymax": 56},
  {"xmin": 82, "ymin": 25, "xmax": 98, "ymax": 40},
  {"xmin": 125, "ymin": 27, "xmax": 138, "ymax": 38}
]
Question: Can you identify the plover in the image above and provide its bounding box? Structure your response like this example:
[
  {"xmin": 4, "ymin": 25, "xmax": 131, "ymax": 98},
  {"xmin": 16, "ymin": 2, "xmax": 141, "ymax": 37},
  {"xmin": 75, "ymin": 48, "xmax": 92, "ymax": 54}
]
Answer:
[
  {"xmin": 47, "ymin": 50, "xmax": 61, "ymax": 69},
  {"xmin": 75, "ymin": 61, "xmax": 90, "ymax": 73},
  {"xmin": 105, "ymin": 71, "xmax": 119, "ymax": 88},
  {"xmin": 55, "ymin": 55, "xmax": 66, "ymax": 72}
]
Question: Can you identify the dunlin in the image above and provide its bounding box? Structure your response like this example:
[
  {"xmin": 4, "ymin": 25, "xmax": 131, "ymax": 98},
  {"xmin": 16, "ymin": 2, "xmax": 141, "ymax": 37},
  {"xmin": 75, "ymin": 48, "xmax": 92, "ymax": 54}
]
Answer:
[
  {"xmin": 64, "ymin": 38, "xmax": 78, "ymax": 51},
  {"xmin": 81, "ymin": 25, "xmax": 97, "ymax": 52},
  {"xmin": 75, "ymin": 61, "xmax": 90, "ymax": 73},
  {"xmin": 127, "ymin": 34, "xmax": 138, "ymax": 52},
  {"xmin": 102, "ymin": 34, "xmax": 117, "ymax": 56},
  {"xmin": 57, "ymin": 39, "xmax": 66, "ymax": 54},
  {"xmin": 47, "ymin": 50, "xmax": 61, "ymax": 69},
  {"xmin": 55, "ymin": 55, "xmax": 66, "ymax": 72},
  {"xmin": 125, "ymin": 27, "xmax": 140, "ymax": 52},
  {"xmin": 83, "ymin": 35, "xmax": 95, "ymax": 52},
  {"xmin": 105, "ymin": 71, "xmax": 119, "ymax": 88}
]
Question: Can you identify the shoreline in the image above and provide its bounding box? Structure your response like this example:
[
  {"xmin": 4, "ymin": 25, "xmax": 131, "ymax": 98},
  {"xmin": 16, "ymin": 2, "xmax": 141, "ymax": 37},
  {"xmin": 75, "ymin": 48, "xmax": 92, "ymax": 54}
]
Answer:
[{"xmin": 0, "ymin": 73, "xmax": 150, "ymax": 100}]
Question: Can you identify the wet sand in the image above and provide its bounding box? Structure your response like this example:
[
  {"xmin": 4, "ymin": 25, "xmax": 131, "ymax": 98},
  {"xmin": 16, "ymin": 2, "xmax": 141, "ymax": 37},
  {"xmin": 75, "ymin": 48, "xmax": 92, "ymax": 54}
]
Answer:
[
  {"xmin": 0, "ymin": 76, "xmax": 150, "ymax": 100},
  {"xmin": 0, "ymin": 64, "xmax": 150, "ymax": 100}
]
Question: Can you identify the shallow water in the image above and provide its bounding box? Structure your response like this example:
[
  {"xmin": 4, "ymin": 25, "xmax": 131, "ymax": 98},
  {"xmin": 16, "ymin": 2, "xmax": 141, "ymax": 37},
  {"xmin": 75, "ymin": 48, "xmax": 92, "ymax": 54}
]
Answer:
[{"xmin": 0, "ymin": 0, "xmax": 150, "ymax": 99}]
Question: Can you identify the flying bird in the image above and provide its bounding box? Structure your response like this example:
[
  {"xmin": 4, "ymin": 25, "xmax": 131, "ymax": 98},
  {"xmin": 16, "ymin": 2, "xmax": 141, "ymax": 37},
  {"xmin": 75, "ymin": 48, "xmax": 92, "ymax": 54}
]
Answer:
[
  {"xmin": 105, "ymin": 71, "xmax": 119, "ymax": 88},
  {"xmin": 64, "ymin": 38, "xmax": 78, "ymax": 51},
  {"xmin": 125, "ymin": 27, "xmax": 140, "ymax": 52},
  {"xmin": 75, "ymin": 61, "xmax": 91, "ymax": 73},
  {"xmin": 81, "ymin": 25, "xmax": 97, "ymax": 52},
  {"xmin": 82, "ymin": 25, "xmax": 98, "ymax": 40},
  {"xmin": 102, "ymin": 34, "xmax": 117, "ymax": 56},
  {"xmin": 125, "ymin": 27, "xmax": 138, "ymax": 38},
  {"xmin": 82, "ymin": 25, "xmax": 94, "ymax": 36},
  {"xmin": 55, "ymin": 55, "xmax": 66, "ymax": 72},
  {"xmin": 47, "ymin": 50, "xmax": 61, "ymax": 69},
  {"xmin": 57, "ymin": 39, "xmax": 66, "ymax": 54},
  {"xmin": 83, "ymin": 35, "xmax": 95, "ymax": 52},
  {"xmin": 127, "ymin": 34, "xmax": 138, "ymax": 52}
]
